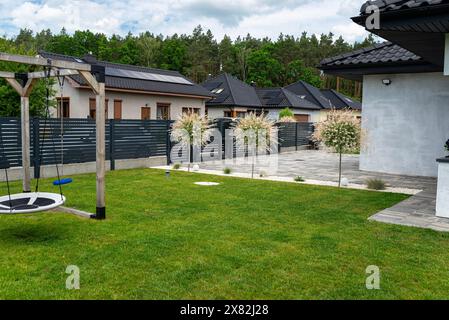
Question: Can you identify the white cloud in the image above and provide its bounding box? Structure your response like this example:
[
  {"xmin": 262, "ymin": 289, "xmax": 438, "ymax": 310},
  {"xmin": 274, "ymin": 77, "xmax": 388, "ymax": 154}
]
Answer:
[{"xmin": 0, "ymin": 0, "xmax": 368, "ymax": 42}]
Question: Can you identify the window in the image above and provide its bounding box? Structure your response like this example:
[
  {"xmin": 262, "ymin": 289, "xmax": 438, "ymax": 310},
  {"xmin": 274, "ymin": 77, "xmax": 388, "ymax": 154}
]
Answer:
[
  {"xmin": 211, "ymin": 88, "xmax": 224, "ymax": 94},
  {"xmin": 157, "ymin": 103, "xmax": 170, "ymax": 120},
  {"xmin": 89, "ymin": 98, "xmax": 109, "ymax": 119},
  {"xmin": 141, "ymin": 107, "xmax": 151, "ymax": 120},
  {"xmin": 224, "ymin": 111, "xmax": 232, "ymax": 118},
  {"xmin": 56, "ymin": 97, "xmax": 70, "ymax": 118},
  {"xmin": 182, "ymin": 107, "xmax": 200, "ymax": 115},
  {"xmin": 294, "ymin": 114, "xmax": 310, "ymax": 123},
  {"xmin": 114, "ymin": 100, "xmax": 122, "ymax": 120}
]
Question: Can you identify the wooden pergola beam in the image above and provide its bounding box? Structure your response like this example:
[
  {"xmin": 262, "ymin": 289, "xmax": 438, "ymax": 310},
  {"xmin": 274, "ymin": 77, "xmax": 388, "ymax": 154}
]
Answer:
[
  {"xmin": 5, "ymin": 78, "xmax": 25, "ymax": 96},
  {"xmin": 0, "ymin": 52, "xmax": 91, "ymax": 71},
  {"xmin": 0, "ymin": 71, "xmax": 15, "ymax": 79},
  {"xmin": 28, "ymin": 69, "xmax": 79, "ymax": 79},
  {"xmin": 5, "ymin": 78, "xmax": 37, "ymax": 97},
  {"xmin": 79, "ymin": 71, "xmax": 100, "ymax": 94}
]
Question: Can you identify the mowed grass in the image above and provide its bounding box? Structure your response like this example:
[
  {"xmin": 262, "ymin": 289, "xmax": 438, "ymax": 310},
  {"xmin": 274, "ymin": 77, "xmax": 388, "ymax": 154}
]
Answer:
[{"xmin": 0, "ymin": 168, "xmax": 447, "ymax": 300}]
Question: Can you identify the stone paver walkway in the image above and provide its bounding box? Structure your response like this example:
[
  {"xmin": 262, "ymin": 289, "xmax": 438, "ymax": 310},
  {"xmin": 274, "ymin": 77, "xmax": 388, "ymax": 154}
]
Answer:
[{"xmin": 197, "ymin": 150, "xmax": 449, "ymax": 232}]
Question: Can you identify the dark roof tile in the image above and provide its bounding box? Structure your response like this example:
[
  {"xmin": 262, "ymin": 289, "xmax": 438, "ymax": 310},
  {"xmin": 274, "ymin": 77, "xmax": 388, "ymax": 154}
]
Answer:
[
  {"xmin": 256, "ymin": 88, "xmax": 321, "ymax": 110},
  {"xmin": 319, "ymin": 42, "xmax": 422, "ymax": 68},
  {"xmin": 284, "ymin": 80, "xmax": 333, "ymax": 109},
  {"xmin": 202, "ymin": 73, "xmax": 262, "ymax": 107},
  {"xmin": 360, "ymin": 0, "xmax": 447, "ymax": 14},
  {"xmin": 320, "ymin": 89, "xmax": 362, "ymax": 110}
]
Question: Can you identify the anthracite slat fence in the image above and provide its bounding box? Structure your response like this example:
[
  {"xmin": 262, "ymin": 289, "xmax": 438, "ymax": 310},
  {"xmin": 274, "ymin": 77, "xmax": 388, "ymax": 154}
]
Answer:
[
  {"xmin": 0, "ymin": 118, "xmax": 172, "ymax": 177},
  {"xmin": 277, "ymin": 122, "xmax": 315, "ymax": 150},
  {"xmin": 0, "ymin": 118, "xmax": 314, "ymax": 173}
]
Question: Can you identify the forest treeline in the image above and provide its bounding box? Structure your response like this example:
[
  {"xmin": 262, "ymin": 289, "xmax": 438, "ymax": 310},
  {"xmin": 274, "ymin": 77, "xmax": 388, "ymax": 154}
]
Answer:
[{"xmin": 0, "ymin": 26, "xmax": 377, "ymax": 116}]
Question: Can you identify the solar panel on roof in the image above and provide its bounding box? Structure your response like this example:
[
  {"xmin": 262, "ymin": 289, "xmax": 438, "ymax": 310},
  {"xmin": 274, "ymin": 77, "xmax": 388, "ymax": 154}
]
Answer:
[
  {"xmin": 268, "ymin": 97, "xmax": 284, "ymax": 105},
  {"xmin": 264, "ymin": 92, "xmax": 278, "ymax": 98},
  {"xmin": 106, "ymin": 67, "xmax": 193, "ymax": 85}
]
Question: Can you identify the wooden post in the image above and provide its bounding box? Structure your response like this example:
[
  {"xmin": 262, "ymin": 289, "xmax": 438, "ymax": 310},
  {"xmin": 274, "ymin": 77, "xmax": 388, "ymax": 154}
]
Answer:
[
  {"xmin": 96, "ymin": 82, "xmax": 106, "ymax": 219},
  {"xmin": 21, "ymin": 96, "xmax": 31, "ymax": 192},
  {"xmin": 4, "ymin": 77, "xmax": 35, "ymax": 193}
]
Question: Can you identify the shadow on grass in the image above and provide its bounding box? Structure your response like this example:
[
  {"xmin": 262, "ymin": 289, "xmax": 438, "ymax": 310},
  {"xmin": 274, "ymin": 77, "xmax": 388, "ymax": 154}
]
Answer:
[{"xmin": 0, "ymin": 223, "xmax": 69, "ymax": 244}]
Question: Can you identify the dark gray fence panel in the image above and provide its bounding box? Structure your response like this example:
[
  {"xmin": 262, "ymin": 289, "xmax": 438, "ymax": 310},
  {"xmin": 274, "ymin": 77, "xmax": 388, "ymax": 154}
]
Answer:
[
  {"xmin": 33, "ymin": 118, "xmax": 98, "ymax": 166},
  {"xmin": 296, "ymin": 122, "xmax": 314, "ymax": 146},
  {"xmin": 0, "ymin": 118, "xmax": 22, "ymax": 168},
  {"xmin": 278, "ymin": 123, "xmax": 297, "ymax": 148},
  {"xmin": 112, "ymin": 119, "xmax": 168, "ymax": 160},
  {"xmin": 0, "ymin": 118, "xmax": 171, "ymax": 172},
  {"xmin": 1, "ymin": 117, "xmax": 314, "ymax": 168}
]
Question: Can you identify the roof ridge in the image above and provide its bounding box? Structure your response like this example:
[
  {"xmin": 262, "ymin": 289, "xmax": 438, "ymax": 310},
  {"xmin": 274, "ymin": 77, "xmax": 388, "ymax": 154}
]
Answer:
[
  {"xmin": 280, "ymin": 87, "xmax": 296, "ymax": 106},
  {"xmin": 330, "ymin": 89, "xmax": 353, "ymax": 106},
  {"xmin": 296, "ymin": 80, "xmax": 328, "ymax": 109},
  {"xmin": 223, "ymin": 73, "xmax": 237, "ymax": 106}
]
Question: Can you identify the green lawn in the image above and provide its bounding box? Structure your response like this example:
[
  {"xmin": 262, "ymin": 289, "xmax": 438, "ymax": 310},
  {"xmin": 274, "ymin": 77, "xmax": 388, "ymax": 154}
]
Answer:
[{"xmin": 0, "ymin": 168, "xmax": 448, "ymax": 299}]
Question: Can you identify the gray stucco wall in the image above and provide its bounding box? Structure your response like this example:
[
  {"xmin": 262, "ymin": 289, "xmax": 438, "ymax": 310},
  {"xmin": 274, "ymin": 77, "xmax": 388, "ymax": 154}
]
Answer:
[{"xmin": 361, "ymin": 72, "xmax": 449, "ymax": 177}]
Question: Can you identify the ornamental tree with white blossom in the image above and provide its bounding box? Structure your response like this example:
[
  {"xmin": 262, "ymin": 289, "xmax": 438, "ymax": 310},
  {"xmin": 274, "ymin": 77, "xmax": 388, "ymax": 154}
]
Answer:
[{"xmin": 312, "ymin": 109, "xmax": 361, "ymax": 187}]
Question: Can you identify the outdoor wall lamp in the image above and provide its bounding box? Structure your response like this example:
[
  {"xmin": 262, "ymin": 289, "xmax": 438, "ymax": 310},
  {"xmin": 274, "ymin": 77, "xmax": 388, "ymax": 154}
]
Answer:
[{"xmin": 382, "ymin": 79, "xmax": 392, "ymax": 86}]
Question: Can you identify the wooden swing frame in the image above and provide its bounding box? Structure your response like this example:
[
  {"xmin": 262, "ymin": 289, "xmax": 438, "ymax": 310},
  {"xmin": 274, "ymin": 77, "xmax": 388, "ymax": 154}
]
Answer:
[{"xmin": 0, "ymin": 52, "xmax": 107, "ymax": 219}]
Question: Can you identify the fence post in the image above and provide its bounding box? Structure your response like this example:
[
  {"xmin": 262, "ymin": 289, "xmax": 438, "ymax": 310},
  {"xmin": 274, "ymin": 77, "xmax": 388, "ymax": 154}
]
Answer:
[
  {"xmin": 32, "ymin": 118, "xmax": 40, "ymax": 179},
  {"xmin": 166, "ymin": 120, "xmax": 171, "ymax": 165},
  {"xmin": 295, "ymin": 123, "xmax": 299, "ymax": 151},
  {"xmin": 218, "ymin": 119, "xmax": 226, "ymax": 160},
  {"xmin": 277, "ymin": 123, "xmax": 282, "ymax": 154},
  {"xmin": 109, "ymin": 119, "xmax": 115, "ymax": 171}
]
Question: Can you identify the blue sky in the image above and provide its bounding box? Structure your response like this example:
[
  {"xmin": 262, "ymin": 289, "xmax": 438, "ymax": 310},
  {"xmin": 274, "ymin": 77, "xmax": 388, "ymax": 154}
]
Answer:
[{"xmin": 0, "ymin": 0, "xmax": 368, "ymax": 43}]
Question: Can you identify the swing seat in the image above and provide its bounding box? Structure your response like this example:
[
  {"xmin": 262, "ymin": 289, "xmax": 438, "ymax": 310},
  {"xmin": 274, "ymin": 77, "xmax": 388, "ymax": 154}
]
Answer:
[
  {"xmin": 53, "ymin": 178, "xmax": 73, "ymax": 186},
  {"xmin": 0, "ymin": 192, "xmax": 65, "ymax": 214}
]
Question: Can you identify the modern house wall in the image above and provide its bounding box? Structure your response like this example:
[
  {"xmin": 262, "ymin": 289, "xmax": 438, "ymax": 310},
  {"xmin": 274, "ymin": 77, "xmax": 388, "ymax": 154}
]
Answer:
[
  {"xmin": 360, "ymin": 72, "xmax": 449, "ymax": 177},
  {"xmin": 52, "ymin": 81, "xmax": 206, "ymax": 120}
]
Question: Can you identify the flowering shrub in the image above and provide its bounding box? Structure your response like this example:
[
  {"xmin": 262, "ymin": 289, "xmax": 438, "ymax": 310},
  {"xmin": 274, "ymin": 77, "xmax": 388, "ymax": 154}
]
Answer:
[
  {"xmin": 312, "ymin": 109, "xmax": 361, "ymax": 154},
  {"xmin": 234, "ymin": 112, "xmax": 278, "ymax": 152},
  {"xmin": 234, "ymin": 112, "xmax": 278, "ymax": 178},
  {"xmin": 312, "ymin": 109, "xmax": 361, "ymax": 187},
  {"xmin": 171, "ymin": 112, "xmax": 211, "ymax": 147}
]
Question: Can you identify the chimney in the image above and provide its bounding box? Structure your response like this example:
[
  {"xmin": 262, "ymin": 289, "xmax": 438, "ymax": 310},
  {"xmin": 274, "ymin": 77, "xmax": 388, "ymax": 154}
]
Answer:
[{"xmin": 83, "ymin": 52, "xmax": 97, "ymax": 65}]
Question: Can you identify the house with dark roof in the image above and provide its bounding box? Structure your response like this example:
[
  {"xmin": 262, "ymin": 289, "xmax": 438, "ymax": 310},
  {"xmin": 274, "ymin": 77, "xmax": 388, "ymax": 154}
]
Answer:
[
  {"xmin": 202, "ymin": 73, "xmax": 262, "ymax": 119},
  {"xmin": 319, "ymin": 0, "xmax": 449, "ymax": 217},
  {"xmin": 39, "ymin": 51, "xmax": 212, "ymax": 120},
  {"xmin": 202, "ymin": 73, "xmax": 360, "ymax": 122},
  {"xmin": 255, "ymin": 87, "xmax": 321, "ymax": 122},
  {"xmin": 285, "ymin": 80, "xmax": 362, "ymax": 121}
]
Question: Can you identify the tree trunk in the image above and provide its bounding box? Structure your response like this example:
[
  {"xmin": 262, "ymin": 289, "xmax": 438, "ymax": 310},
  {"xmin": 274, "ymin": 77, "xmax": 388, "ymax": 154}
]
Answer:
[
  {"xmin": 251, "ymin": 154, "xmax": 255, "ymax": 179},
  {"xmin": 338, "ymin": 151, "xmax": 342, "ymax": 187}
]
